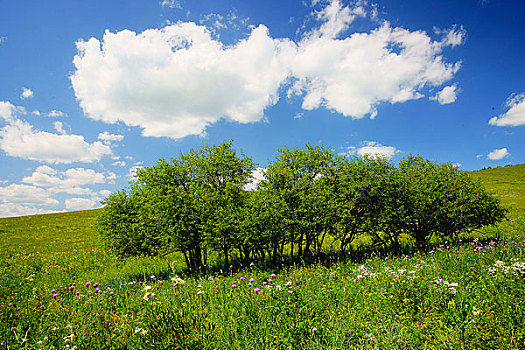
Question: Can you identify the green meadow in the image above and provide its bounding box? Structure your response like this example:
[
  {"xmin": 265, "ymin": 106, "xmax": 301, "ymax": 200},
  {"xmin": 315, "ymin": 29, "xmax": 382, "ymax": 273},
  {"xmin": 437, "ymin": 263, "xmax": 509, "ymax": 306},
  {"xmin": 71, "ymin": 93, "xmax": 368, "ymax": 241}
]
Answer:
[{"xmin": 0, "ymin": 165, "xmax": 524, "ymax": 349}]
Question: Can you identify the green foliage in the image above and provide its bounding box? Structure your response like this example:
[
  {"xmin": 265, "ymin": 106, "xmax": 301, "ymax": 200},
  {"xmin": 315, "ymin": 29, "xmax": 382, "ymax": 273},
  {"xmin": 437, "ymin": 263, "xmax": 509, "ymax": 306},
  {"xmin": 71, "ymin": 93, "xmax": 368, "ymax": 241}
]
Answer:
[
  {"xmin": 98, "ymin": 140, "xmax": 255, "ymax": 271},
  {"xmin": 393, "ymin": 155, "xmax": 507, "ymax": 248},
  {"xmin": 98, "ymin": 142, "xmax": 508, "ymax": 267}
]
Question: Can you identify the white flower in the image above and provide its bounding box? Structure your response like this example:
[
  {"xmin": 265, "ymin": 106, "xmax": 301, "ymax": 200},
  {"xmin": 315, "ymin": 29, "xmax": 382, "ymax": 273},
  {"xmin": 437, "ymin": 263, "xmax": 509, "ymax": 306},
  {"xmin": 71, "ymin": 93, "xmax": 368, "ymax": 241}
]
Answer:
[
  {"xmin": 143, "ymin": 285, "xmax": 152, "ymax": 291},
  {"xmin": 197, "ymin": 290, "xmax": 205, "ymax": 295},
  {"xmin": 171, "ymin": 276, "xmax": 185, "ymax": 285},
  {"xmin": 134, "ymin": 328, "xmax": 148, "ymax": 335}
]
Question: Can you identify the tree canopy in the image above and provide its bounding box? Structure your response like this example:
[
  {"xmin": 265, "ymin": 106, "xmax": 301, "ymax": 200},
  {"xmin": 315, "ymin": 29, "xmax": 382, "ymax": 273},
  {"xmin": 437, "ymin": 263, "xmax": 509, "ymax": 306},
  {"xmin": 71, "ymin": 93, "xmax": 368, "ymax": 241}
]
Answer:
[{"xmin": 98, "ymin": 141, "xmax": 507, "ymax": 270}]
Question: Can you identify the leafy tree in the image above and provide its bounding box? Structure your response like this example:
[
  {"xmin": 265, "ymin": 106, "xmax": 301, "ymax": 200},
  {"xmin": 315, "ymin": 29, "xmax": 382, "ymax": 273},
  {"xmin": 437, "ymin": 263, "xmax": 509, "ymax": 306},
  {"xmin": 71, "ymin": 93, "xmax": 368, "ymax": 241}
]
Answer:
[
  {"xmin": 99, "ymin": 141, "xmax": 254, "ymax": 271},
  {"xmin": 262, "ymin": 144, "xmax": 337, "ymax": 259},
  {"xmin": 330, "ymin": 156, "xmax": 398, "ymax": 252},
  {"xmin": 393, "ymin": 155, "xmax": 507, "ymax": 248}
]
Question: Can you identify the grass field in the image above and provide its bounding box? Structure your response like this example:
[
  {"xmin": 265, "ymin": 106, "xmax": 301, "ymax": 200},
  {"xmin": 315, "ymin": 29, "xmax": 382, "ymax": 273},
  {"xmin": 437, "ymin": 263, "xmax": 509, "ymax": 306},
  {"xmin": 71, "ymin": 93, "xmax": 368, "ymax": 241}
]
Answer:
[{"xmin": 0, "ymin": 165, "xmax": 524, "ymax": 349}]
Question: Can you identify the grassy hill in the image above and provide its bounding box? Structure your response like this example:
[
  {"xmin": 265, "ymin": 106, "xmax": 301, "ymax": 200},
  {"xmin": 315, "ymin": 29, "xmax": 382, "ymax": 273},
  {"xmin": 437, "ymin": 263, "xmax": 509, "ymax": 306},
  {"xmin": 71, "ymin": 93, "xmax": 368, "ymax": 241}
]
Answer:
[
  {"xmin": 0, "ymin": 164, "xmax": 524, "ymax": 349},
  {"xmin": 470, "ymin": 163, "xmax": 525, "ymax": 219}
]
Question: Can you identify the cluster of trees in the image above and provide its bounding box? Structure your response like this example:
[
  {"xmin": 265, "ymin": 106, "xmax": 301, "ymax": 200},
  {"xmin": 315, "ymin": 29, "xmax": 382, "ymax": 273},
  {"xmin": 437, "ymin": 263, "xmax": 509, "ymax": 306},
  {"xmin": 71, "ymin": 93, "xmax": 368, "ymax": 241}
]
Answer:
[{"xmin": 98, "ymin": 141, "xmax": 506, "ymax": 271}]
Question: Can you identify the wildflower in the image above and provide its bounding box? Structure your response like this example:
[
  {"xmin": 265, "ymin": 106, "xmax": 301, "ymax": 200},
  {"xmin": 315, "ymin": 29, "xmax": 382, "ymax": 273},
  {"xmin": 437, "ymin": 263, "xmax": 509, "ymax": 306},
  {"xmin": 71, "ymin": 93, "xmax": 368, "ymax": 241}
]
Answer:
[
  {"xmin": 197, "ymin": 290, "xmax": 205, "ymax": 295},
  {"xmin": 84, "ymin": 282, "xmax": 90, "ymax": 287},
  {"xmin": 150, "ymin": 275, "xmax": 156, "ymax": 281},
  {"xmin": 93, "ymin": 282, "xmax": 99, "ymax": 288},
  {"xmin": 52, "ymin": 293, "xmax": 59, "ymax": 298},
  {"xmin": 51, "ymin": 289, "xmax": 56, "ymax": 293},
  {"xmin": 8, "ymin": 303, "xmax": 13, "ymax": 307},
  {"xmin": 254, "ymin": 288, "xmax": 260, "ymax": 293},
  {"xmin": 171, "ymin": 276, "xmax": 185, "ymax": 285},
  {"xmin": 94, "ymin": 288, "xmax": 100, "ymax": 293},
  {"xmin": 312, "ymin": 327, "xmax": 318, "ymax": 332},
  {"xmin": 240, "ymin": 277, "xmax": 245, "ymax": 281},
  {"xmin": 249, "ymin": 278, "xmax": 255, "ymax": 283},
  {"xmin": 143, "ymin": 285, "xmax": 152, "ymax": 292},
  {"xmin": 68, "ymin": 285, "xmax": 75, "ymax": 291},
  {"xmin": 134, "ymin": 327, "xmax": 148, "ymax": 335},
  {"xmin": 271, "ymin": 274, "xmax": 276, "ymax": 278}
]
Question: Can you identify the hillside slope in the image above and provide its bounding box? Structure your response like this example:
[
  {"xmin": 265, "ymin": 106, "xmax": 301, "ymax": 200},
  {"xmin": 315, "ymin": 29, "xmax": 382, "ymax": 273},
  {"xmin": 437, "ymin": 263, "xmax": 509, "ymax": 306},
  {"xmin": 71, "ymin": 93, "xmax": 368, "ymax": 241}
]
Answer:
[{"xmin": 470, "ymin": 163, "xmax": 525, "ymax": 218}]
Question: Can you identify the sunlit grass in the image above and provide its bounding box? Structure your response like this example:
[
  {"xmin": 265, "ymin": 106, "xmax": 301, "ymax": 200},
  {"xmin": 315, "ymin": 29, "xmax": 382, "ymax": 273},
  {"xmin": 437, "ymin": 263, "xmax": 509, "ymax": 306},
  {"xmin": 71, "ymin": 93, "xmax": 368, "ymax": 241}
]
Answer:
[{"xmin": 0, "ymin": 165, "xmax": 524, "ymax": 348}]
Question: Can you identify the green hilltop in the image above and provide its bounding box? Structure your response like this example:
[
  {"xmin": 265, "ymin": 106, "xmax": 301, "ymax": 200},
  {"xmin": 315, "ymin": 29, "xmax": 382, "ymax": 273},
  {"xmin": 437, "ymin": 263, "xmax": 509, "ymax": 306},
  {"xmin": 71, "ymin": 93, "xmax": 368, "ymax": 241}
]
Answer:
[{"xmin": 470, "ymin": 163, "xmax": 525, "ymax": 219}]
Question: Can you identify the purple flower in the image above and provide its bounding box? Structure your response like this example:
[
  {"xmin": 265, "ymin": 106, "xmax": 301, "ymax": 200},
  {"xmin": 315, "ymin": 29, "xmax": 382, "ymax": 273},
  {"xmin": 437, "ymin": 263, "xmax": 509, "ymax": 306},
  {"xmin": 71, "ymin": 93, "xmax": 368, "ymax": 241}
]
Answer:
[
  {"xmin": 249, "ymin": 278, "xmax": 255, "ymax": 283},
  {"xmin": 51, "ymin": 289, "xmax": 56, "ymax": 293},
  {"xmin": 232, "ymin": 283, "xmax": 237, "ymax": 288},
  {"xmin": 68, "ymin": 285, "xmax": 75, "ymax": 291},
  {"xmin": 254, "ymin": 288, "xmax": 260, "ymax": 293},
  {"xmin": 262, "ymin": 281, "xmax": 267, "ymax": 286},
  {"xmin": 240, "ymin": 277, "xmax": 245, "ymax": 280},
  {"xmin": 94, "ymin": 288, "xmax": 100, "ymax": 293},
  {"xmin": 52, "ymin": 293, "xmax": 59, "ymax": 298},
  {"xmin": 93, "ymin": 282, "xmax": 99, "ymax": 288},
  {"xmin": 248, "ymin": 282, "xmax": 252, "ymax": 287},
  {"xmin": 270, "ymin": 274, "xmax": 276, "ymax": 278},
  {"xmin": 150, "ymin": 275, "xmax": 156, "ymax": 281},
  {"xmin": 312, "ymin": 327, "xmax": 318, "ymax": 332},
  {"xmin": 85, "ymin": 282, "xmax": 91, "ymax": 287},
  {"xmin": 75, "ymin": 292, "xmax": 80, "ymax": 295},
  {"xmin": 8, "ymin": 303, "xmax": 13, "ymax": 307}
]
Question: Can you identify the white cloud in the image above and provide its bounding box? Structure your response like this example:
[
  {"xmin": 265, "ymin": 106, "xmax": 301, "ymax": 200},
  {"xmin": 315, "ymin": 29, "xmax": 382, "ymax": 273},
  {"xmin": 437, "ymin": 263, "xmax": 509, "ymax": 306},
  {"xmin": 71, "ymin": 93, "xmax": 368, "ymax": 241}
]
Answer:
[
  {"xmin": 112, "ymin": 160, "xmax": 126, "ymax": 167},
  {"xmin": 0, "ymin": 203, "xmax": 57, "ymax": 218},
  {"xmin": 0, "ymin": 36, "xmax": 6, "ymax": 44},
  {"xmin": 313, "ymin": 0, "xmax": 366, "ymax": 39},
  {"xmin": 160, "ymin": 0, "xmax": 181, "ymax": 9},
  {"xmin": 0, "ymin": 101, "xmax": 25, "ymax": 122},
  {"xmin": 0, "ymin": 184, "xmax": 58, "ymax": 206},
  {"xmin": 356, "ymin": 141, "xmax": 399, "ymax": 160},
  {"xmin": 47, "ymin": 110, "xmax": 67, "ymax": 118},
  {"xmin": 489, "ymin": 92, "xmax": 525, "ymax": 127},
  {"xmin": 32, "ymin": 110, "xmax": 41, "ymax": 116},
  {"xmin": 71, "ymin": 0, "xmax": 462, "ymax": 139},
  {"xmin": 98, "ymin": 131, "xmax": 124, "ymax": 142},
  {"xmin": 22, "ymin": 166, "xmax": 110, "ymax": 195},
  {"xmin": 71, "ymin": 23, "xmax": 292, "ymax": 139},
  {"xmin": 65, "ymin": 197, "xmax": 97, "ymax": 210},
  {"xmin": 54, "ymin": 121, "xmax": 66, "ymax": 134},
  {"xmin": 99, "ymin": 189, "xmax": 113, "ymax": 197},
  {"xmin": 431, "ymin": 84, "xmax": 459, "ymax": 104},
  {"xmin": 487, "ymin": 148, "xmax": 510, "ymax": 160},
  {"xmin": 435, "ymin": 25, "xmax": 466, "ymax": 47},
  {"xmin": 21, "ymin": 87, "xmax": 34, "ymax": 99},
  {"xmin": 290, "ymin": 21, "xmax": 461, "ymax": 118},
  {"xmin": 0, "ymin": 119, "xmax": 112, "ymax": 163}
]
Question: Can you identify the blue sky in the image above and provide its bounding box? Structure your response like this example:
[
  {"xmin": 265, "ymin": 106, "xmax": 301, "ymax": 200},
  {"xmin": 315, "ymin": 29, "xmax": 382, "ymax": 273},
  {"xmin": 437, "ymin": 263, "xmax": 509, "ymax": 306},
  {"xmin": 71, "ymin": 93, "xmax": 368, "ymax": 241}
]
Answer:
[{"xmin": 0, "ymin": 0, "xmax": 524, "ymax": 217}]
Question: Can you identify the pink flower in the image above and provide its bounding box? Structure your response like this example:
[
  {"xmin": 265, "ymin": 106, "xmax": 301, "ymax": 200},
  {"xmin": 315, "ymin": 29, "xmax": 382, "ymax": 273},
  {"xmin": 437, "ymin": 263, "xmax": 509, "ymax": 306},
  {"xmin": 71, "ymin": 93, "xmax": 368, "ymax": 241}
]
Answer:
[
  {"xmin": 271, "ymin": 274, "xmax": 276, "ymax": 278},
  {"xmin": 254, "ymin": 288, "xmax": 260, "ymax": 293},
  {"xmin": 85, "ymin": 282, "xmax": 91, "ymax": 287}
]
